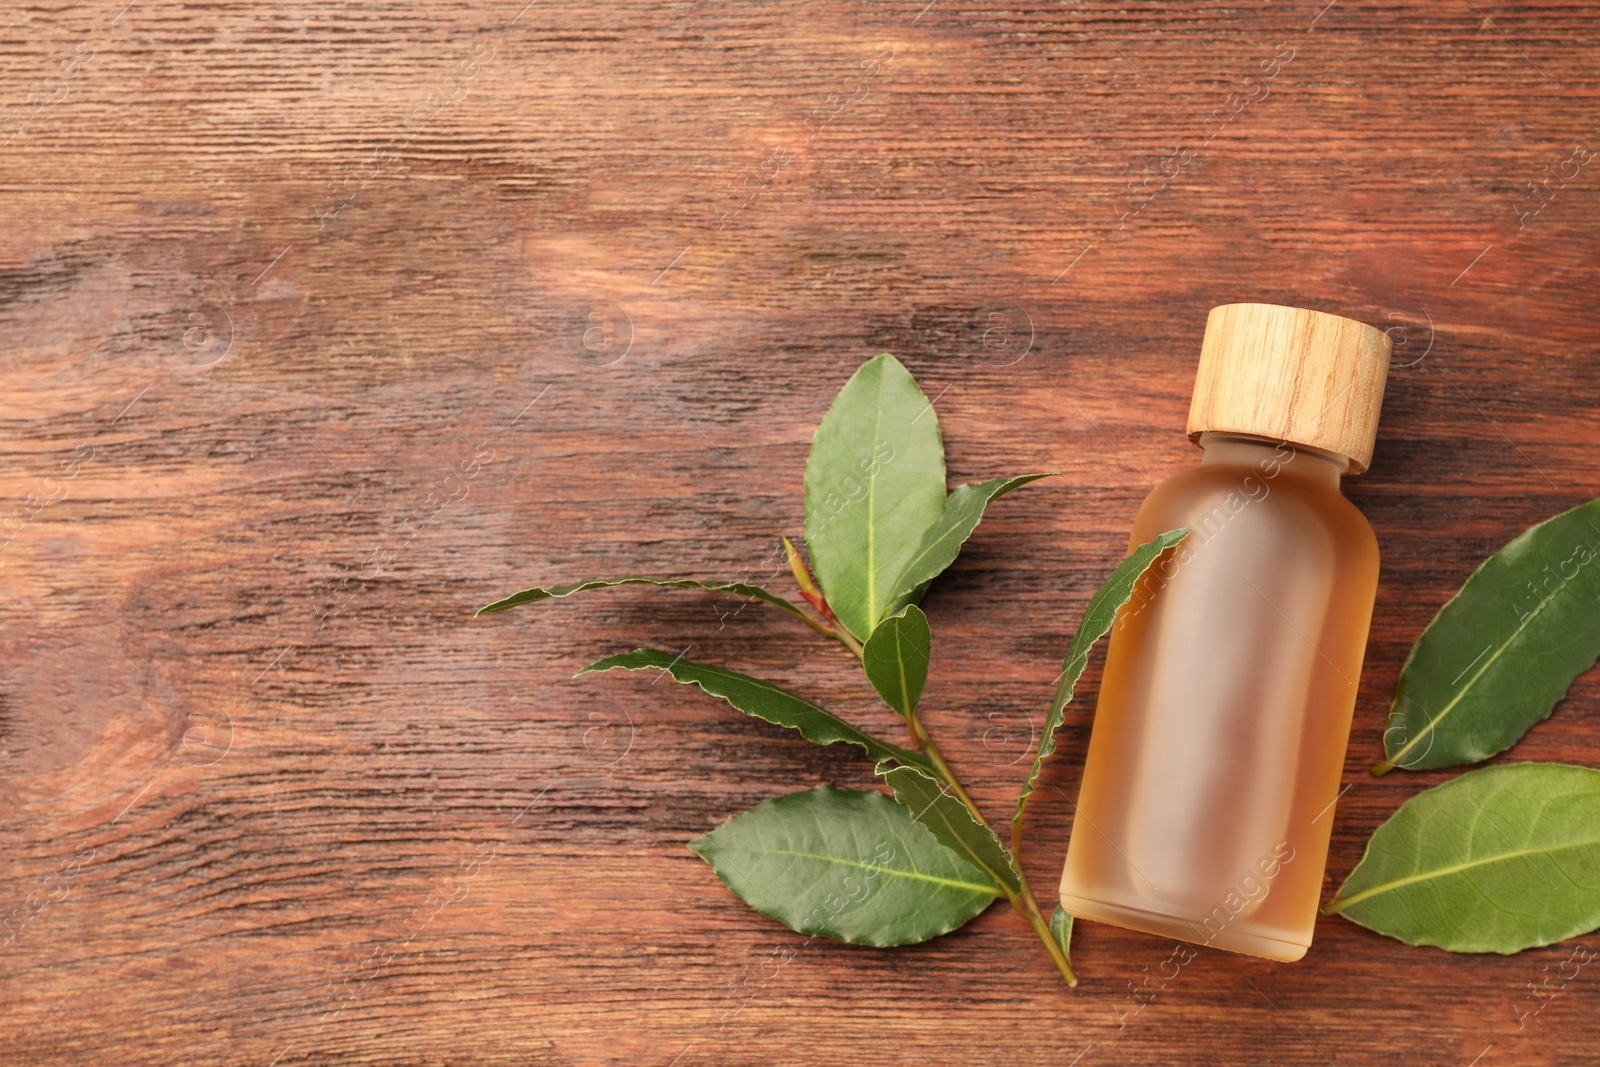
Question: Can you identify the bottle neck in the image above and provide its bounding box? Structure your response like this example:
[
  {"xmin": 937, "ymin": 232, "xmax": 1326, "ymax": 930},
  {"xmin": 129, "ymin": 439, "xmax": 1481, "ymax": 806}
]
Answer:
[{"xmin": 1196, "ymin": 432, "xmax": 1347, "ymax": 489}]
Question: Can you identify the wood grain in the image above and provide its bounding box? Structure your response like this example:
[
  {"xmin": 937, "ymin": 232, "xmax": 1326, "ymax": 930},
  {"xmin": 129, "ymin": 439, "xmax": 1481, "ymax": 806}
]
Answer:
[{"xmin": 3, "ymin": 1, "xmax": 1599, "ymax": 1064}]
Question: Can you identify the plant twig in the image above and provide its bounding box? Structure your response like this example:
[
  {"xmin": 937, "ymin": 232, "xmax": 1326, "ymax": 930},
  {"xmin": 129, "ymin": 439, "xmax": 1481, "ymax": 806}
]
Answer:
[
  {"xmin": 793, "ymin": 535, "xmax": 1072, "ymax": 983},
  {"xmin": 1016, "ymin": 881, "xmax": 1078, "ymax": 987},
  {"xmin": 791, "ymin": 607, "xmax": 865, "ymax": 657},
  {"xmin": 830, "ymin": 624, "xmax": 864, "ymax": 658},
  {"xmin": 783, "ymin": 535, "xmax": 864, "ymax": 658},
  {"xmin": 907, "ymin": 713, "xmax": 1077, "ymax": 986}
]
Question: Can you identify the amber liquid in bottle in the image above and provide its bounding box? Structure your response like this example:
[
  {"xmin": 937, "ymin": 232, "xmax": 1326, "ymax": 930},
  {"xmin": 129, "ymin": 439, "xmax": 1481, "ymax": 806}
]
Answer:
[{"xmin": 1057, "ymin": 433, "xmax": 1379, "ymax": 961}]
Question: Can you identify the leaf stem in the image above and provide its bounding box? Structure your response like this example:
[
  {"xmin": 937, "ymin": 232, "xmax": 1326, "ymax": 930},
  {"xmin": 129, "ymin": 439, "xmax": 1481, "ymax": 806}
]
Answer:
[
  {"xmin": 1016, "ymin": 882, "xmax": 1078, "ymax": 987},
  {"xmin": 831, "ymin": 625, "xmax": 865, "ymax": 659},
  {"xmin": 793, "ymin": 609, "xmax": 865, "ymax": 657},
  {"xmin": 906, "ymin": 712, "xmax": 1077, "ymax": 987},
  {"xmin": 906, "ymin": 716, "xmax": 985, "ymax": 822},
  {"xmin": 782, "ymin": 535, "xmax": 862, "ymax": 657}
]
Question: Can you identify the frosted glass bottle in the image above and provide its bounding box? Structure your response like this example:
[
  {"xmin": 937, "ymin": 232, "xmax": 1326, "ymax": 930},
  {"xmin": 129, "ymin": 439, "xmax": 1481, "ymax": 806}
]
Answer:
[{"xmin": 1057, "ymin": 303, "xmax": 1391, "ymax": 962}]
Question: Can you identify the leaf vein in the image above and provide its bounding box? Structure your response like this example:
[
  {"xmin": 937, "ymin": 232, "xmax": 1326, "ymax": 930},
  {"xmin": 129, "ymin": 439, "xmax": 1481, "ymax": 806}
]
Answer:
[{"xmin": 1332, "ymin": 837, "xmax": 1600, "ymax": 911}]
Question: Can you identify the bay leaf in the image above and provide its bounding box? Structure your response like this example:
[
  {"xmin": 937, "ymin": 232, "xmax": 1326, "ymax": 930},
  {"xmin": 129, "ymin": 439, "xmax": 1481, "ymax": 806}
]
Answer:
[
  {"xmin": 1376, "ymin": 496, "xmax": 1600, "ymax": 773},
  {"xmin": 883, "ymin": 474, "xmax": 1056, "ymax": 619},
  {"xmin": 1050, "ymin": 905, "xmax": 1075, "ymax": 976},
  {"xmin": 877, "ymin": 760, "xmax": 1020, "ymax": 895},
  {"xmin": 1326, "ymin": 762, "xmax": 1600, "ymax": 953},
  {"xmin": 1011, "ymin": 528, "xmax": 1191, "ymax": 844},
  {"xmin": 804, "ymin": 354, "xmax": 946, "ymax": 641},
  {"xmin": 689, "ymin": 784, "xmax": 999, "ymax": 946},
  {"xmin": 861, "ymin": 605, "xmax": 931, "ymax": 719},
  {"xmin": 476, "ymin": 576, "xmax": 810, "ymax": 622},
  {"xmin": 580, "ymin": 648, "xmax": 932, "ymax": 772}
]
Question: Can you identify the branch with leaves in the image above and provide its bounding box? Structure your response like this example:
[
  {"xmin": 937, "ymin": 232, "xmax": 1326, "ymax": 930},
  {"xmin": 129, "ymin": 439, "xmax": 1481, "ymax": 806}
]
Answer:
[
  {"xmin": 479, "ymin": 354, "xmax": 1187, "ymax": 987},
  {"xmin": 477, "ymin": 349, "xmax": 1600, "ymax": 978}
]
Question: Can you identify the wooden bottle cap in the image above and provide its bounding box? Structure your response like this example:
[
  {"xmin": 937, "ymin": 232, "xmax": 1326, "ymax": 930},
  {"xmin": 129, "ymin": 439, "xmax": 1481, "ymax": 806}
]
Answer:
[{"xmin": 1186, "ymin": 303, "xmax": 1392, "ymax": 473}]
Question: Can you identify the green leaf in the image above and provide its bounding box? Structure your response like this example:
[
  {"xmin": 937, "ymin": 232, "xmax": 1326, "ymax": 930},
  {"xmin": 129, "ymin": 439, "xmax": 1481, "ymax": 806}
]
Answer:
[
  {"xmin": 1049, "ymin": 905, "xmax": 1074, "ymax": 972},
  {"xmin": 1012, "ymin": 528, "xmax": 1191, "ymax": 845},
  {"xmin": 580, "ymin": 649, "xmax": 932, "ymax": 772},
  {"xmin": 861, "ymin": 605, "xmax": 931, "ymax": 719},
  {"xmin": 1376, "ymin": 497, "xmax": 1600, "ymax": 773},
  {"xmin": 884, "ymin": 474, "xmax": 1056, "ymax": 618},
  {"xmin": 475, "ymin": 576, "xmax": 811, "ymax": 621},
  {"xmin": 804, "ymin": 354, "xmax": 947, "ymax": 640},
  {"xmin": 877, "ymin": 761, "xmax": 1020, "ymax": 895},
  {"xmin": 1326, "ymin": 763, "xmax": 1600, "ymax": 953},
  {"xmin": 689, "ymin": 784, "xmax": 1000, "ymax": 946}
]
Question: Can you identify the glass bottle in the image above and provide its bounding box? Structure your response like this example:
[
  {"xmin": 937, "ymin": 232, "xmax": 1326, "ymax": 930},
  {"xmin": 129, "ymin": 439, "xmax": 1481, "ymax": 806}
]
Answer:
[{"xmin": 1057, "ymin": 302, "xmax": 1391, "ymax": 962}]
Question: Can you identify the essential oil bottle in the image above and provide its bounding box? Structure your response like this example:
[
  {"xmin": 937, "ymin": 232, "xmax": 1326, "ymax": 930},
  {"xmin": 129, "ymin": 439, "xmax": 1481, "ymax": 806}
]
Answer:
[{"xmin": 1058, "ymin": 302, "xmax": 1391, "ymax": 962}]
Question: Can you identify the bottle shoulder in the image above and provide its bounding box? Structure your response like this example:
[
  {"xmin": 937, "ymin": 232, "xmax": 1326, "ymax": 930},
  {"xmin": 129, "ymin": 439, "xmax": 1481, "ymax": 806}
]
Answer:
[{"xmin": 1129, "ymin": 456, "xmax": 1379, "ymax": 567}]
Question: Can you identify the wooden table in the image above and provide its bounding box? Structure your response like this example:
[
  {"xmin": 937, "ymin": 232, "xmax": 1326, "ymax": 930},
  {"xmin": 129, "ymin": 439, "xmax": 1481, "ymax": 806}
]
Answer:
[{"xmin": 4, "ymin": 2, "xmax": 1598, "ymax": 1063}]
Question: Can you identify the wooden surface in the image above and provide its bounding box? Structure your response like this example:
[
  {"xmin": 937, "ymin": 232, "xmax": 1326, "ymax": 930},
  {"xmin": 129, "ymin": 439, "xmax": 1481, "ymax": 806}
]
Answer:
[{"xmin": 3, "ymin": 2, "xmax": 1599, "ymax": 1064}]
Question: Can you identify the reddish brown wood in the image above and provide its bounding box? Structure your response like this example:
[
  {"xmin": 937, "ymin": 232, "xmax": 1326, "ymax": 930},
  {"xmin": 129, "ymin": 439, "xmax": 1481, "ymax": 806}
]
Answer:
[{"xmin": 3, "ymin": 1, "xmax": 1600, "ymax": 1063}]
